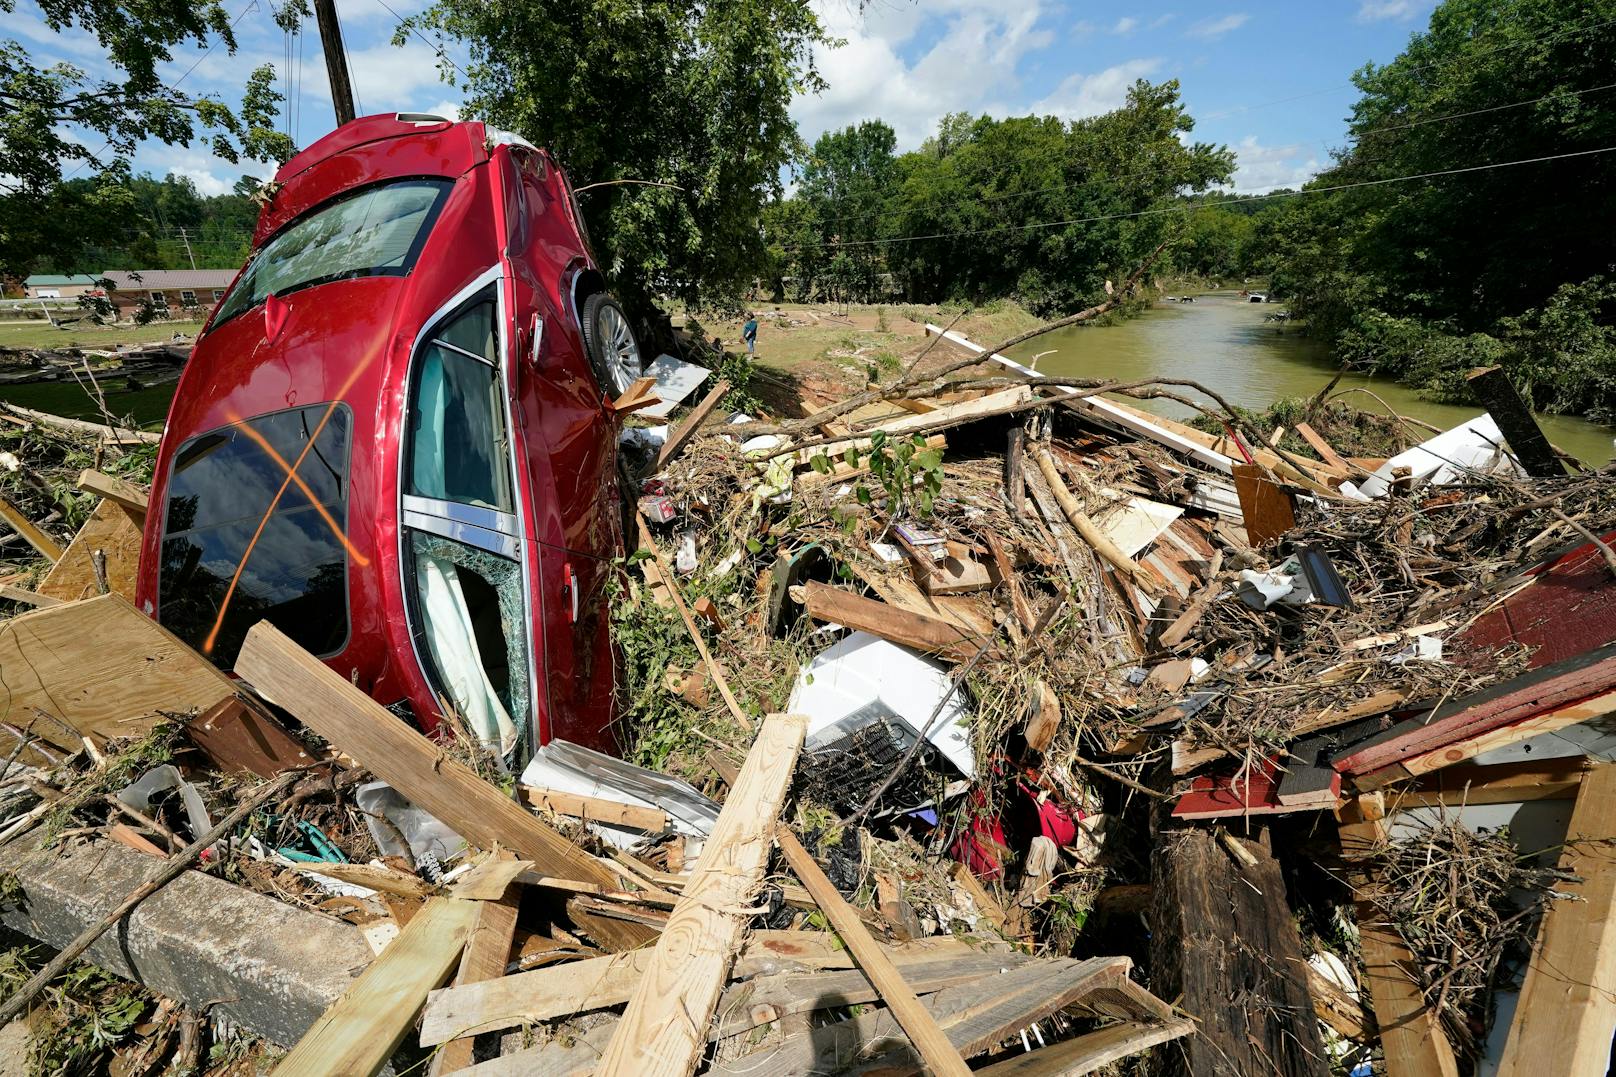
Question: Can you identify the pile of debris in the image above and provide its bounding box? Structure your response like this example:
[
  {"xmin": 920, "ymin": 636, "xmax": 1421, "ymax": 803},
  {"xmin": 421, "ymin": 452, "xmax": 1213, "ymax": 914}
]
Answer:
[{"xmin": 0, "ymin": 296, "xmax": 1612, "ymax": 1077}]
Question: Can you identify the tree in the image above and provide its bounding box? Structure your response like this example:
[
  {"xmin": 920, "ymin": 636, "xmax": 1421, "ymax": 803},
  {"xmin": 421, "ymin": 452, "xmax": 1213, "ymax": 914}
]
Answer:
[{"xmin": 405, "ymin": 0, "xmax": 829, "ymax": 310}]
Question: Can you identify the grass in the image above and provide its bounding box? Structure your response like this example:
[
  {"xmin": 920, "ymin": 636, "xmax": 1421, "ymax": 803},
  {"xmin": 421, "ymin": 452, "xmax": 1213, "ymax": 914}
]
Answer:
[{"xmin": 0, "ymin": 317, "xmax": 205, "ymax": 351}]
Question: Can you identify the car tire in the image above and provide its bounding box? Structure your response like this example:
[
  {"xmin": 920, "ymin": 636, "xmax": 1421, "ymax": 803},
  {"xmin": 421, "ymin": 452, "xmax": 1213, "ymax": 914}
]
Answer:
[{"xmin": 579, "ymin": 292, "xmax": 643, "ymax": 396}]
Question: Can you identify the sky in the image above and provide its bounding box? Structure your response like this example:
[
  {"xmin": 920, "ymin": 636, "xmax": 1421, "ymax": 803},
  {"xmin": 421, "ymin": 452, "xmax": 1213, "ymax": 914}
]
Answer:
[{"xmin": 14, "ymin": 0, "xmax": 1443, "ymax": 198}]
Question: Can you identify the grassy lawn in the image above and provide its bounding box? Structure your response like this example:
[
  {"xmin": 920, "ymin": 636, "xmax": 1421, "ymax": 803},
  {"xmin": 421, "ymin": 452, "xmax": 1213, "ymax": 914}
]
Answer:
[{"xmin": 0, "ymin": 318, "xmax": 206, "ymax": 351}]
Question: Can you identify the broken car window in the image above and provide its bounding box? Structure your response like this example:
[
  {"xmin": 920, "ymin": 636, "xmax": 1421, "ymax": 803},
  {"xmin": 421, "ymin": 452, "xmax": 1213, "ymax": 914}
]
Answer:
[
  {"xmin": 405, "ymin": 297, "xmax": 514, "ymax": 512},
  {"xmin": 213, "ymin": 179, "xmax": 450, "ymax": 326},
  {"xmin": 158, "ymin": 404, "xmax": 352, "ymax": 668}
]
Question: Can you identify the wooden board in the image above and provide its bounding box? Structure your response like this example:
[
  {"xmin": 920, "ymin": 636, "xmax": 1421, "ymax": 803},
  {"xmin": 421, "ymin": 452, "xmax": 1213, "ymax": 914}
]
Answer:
[
  {"xmin": 595, "ymin": 714, "xmax": 806, "ymax": 1077},
  {"xmin": 518, "ymin": 785, "xmax": 669, "ymax": 832},
  {"xmin": 802, "ymin": 581, "xmax": 986, "ymax": 661},
  {"xmin": 37, "ymin": 498, "xmax": 142, "ymax": 602},
  {"xmin": 273, "ymin": 896, "xmax": 479, "ymax": 1077},
  {"xmin": 1231, "ymin": 462, "xmax": 1297, "ymax": 546},
  {"xmin": 0, "ymin": 593, "xmax": 235, "ymax": 757},
  {"xmin": 1294, "ymin": 422, "xmax": 1353, "ymax": 475},
  {"xmin": 184, "ymin": 696, "xmax": 318, "ymax": 777},
  {"xmin": 0, "ymin": 494, "xmax": 63, "ymax": 561},
  {"xmin": 234, "ymin": 622, "xmax": 642, "ymax": 927},
  {"xmin": 1337, "ymin": 798, "xmax": 1460, "ymax": 1077},
  {"xmin": 434, "ymin": 865, "xmax": 522, "ymax": 1074},
  {"xmin": 1390, "ymin": 759, "xmax": 1586, "ymax": 809},
  {"xmin": 974, "ymin": 1018, "xmax": 1195, "ymax": 1075},
  {"xmin": 1495, "ymin": 763, "xmax": 1616, "ymax": 1076},
  {"xmin": 75, "ymin": 468, "xmax": 149, "ymax": 522},
  {"xmin": 656, "ymin": 378, "xmax": 731, "ymax": 469}
]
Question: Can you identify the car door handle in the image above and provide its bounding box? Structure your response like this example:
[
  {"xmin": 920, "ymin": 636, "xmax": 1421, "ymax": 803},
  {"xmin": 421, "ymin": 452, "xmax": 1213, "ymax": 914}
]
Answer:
[{"xmin": 561, "ymin": 560, "xmax": 578, "ymax": 623}]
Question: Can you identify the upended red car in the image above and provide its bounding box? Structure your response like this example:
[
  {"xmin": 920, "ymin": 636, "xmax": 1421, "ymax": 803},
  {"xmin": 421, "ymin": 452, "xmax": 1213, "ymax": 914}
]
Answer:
[{"xmin": 135, "ymin": 113, "xmax": 645, "ymax": 762}]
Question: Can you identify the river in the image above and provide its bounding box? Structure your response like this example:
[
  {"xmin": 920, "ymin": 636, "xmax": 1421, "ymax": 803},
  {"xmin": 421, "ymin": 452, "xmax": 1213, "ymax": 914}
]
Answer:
[{"xmin": 1007, "ymin": 291, "xmax": 1616, "ymax": 466}]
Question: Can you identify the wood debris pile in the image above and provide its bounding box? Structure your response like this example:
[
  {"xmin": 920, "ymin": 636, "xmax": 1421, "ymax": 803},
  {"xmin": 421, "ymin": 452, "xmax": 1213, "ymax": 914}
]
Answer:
[{"xmin": 0, "ymin": 292, "xmax": 1612, "ymax": 1077}]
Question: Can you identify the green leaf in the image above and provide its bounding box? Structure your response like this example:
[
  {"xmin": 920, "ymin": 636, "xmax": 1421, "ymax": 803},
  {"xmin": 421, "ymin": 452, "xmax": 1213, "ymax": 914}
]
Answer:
[
  {"xmin": 809, "ymin": 453, "xmax": 831, "ymax": 474},
  {"xmin": 870, "ymin": 430, "xmax": 888, "ymax": 449},
  {"xmin": 842, "ymin": 447, "xmax": 859, "ymax": 468},
  {"xmin": 856, "ymin": 484, "xmax": 873, "ymax": 505},
  {"xmin": 914, "ymin": 450, "xmax": 942, "ymax": 471},
  {"xmin": 745, "ymin": 537, "xmax": 763, "ymax": 554}
]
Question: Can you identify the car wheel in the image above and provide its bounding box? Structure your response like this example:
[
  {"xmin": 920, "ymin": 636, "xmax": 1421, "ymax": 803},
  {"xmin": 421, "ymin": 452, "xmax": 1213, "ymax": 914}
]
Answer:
[{"xmin": 580, "ymin": 293, "xmax": 643, "ymax": 396}]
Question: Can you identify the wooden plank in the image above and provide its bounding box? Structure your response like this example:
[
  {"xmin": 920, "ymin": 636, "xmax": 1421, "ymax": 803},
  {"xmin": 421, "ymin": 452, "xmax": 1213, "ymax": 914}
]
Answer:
[
  {"xmin": 1294, "ymin": 422, "xmax": 1353, "ymax": 474},
  {"xmin": 708, "ymin": 953, "xmax": 1033, "ymax": 1039},
  {"xmin": 1232, "ymin": 462, "xmax": 1297, "ymax": 546},
  {"xmin": 517, "ymin": 785, "xmax": 669, "ymax": 832},
  {"xmin": 1336, "ymin": 797, "xmax": 1460, "ymax": 1077},
  {"xmin": 434, "ymin": 854, "xmax": 522, "ymax": 1075},
  {"xmin": 656, "ymin": 378, "xmax": 731, "ymax": 469},
  {"xmin": 974, "ymin": 1017, "xmax": 1195, "ymax": 1075},
  {"xmin": 0, "ymin": 494, "xmax": 63, "ymax": 561},
  {"xmin": 607, "ymin": 375, "xmax": 661, "ymax": 415},
  {"xmin": 1391, "ymin": 759, "xmax": 1586, "ymax": 809},
  {"xmin": 293, "ymin": 862, "xmax": 435, "ymax": 898},
  {"xmin": 37, "ymin": 498, "xmax": 142, "ymax": 601},
  {"xmin": 0, "ymin": 593, "xmax": 235, "ymax": 754},
  {"xmin": 184, "ymin": 696, "xmax": 318, "ymax": 778},
  {"xmin": 1385, "ymin": 686, "xmax": 1616, "ymax": 783},
  {"xmin": 1496, "ymin": 763, "xmax": 1616, "ymax": 1075},
  {"xmin": 851, "ymin": 385, "xmax": 1032, "ymax": 437},
  {"xmin": 75, "ymin": 468, "xmax": 149, "ymax": 522},
  {"xmin": 802, "ymin": 581, "xmax": 986, "ymax": 661},
  {"xmin": 595, "ymin": 714, "xmax": 806, "ymax": 1077},
  {"xmin": 234, "ymin": 622, "xmax": 641, "ymax": 918},
  {"xmin": 1150, "ymin": 830, "xmax": 1329, "ymax": 1075},
  {"xmin": 776, "ymin": 826, "xmax": 971, "ymax": 1077},
  {"xmin": 419, "ymin": 931, "xmax": 984, "ymax": 1046},
  {"xmin": 1466, "ymin": 366, "xmax": 1564, "ymax": 478},
  {"xmin": 1307, "ymin": 963, "xmax": 1371, "ymax": 1042},
  {"xmin": 272, "ymin": 896, "xmax": 479, "ymax": 1077},
  {"xmin": 706, "ymin": 957, "xmax": 1130, "ymax": 1076},
  {"xmin": 0, "ymin": 583, "xmax": 62, "ymax": 607}
]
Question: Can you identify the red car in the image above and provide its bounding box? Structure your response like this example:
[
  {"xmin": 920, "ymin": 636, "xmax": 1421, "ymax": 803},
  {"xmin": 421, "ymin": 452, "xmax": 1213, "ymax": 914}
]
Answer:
[{"xmin": 135, "ymin": 113, "xmax": 644, "ymax": 760}]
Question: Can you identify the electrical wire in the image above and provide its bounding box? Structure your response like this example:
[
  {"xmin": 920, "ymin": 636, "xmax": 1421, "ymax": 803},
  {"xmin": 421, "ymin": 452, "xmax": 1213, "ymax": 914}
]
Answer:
[
  {"xmin": 372, "ymin": 0, "xmax": 467, "ymax": 82},
  {"xmin": 780, "ymin": 143, "xmax": 1616, "ymax": 252}
]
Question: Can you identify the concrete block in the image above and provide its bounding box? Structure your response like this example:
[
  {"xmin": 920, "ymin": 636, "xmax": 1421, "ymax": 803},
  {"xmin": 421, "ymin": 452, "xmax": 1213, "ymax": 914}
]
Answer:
[{"xmin": 0, "ymin": 833, "xmax": 373, "ymax": 1046}]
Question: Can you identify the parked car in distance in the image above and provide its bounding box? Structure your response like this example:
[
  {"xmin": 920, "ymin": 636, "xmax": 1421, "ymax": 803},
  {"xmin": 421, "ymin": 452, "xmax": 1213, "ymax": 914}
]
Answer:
[{"xmin": 135, "ymin": 113, "xmax": 645, "ymax": 764}]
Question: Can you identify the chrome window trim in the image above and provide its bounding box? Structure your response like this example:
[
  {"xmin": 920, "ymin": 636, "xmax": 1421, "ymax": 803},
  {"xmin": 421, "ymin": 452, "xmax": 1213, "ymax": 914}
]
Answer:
[
  {"xmin": 403, "ymin": 509, "xmax": 518, "ymax": 559},
  {"xmin": 402, "ymin": 493, "xmax": 517, "ymax": 537},
  {"xmin": 428, "ymin": 337, "xmax": 495, "ymax": 367}
]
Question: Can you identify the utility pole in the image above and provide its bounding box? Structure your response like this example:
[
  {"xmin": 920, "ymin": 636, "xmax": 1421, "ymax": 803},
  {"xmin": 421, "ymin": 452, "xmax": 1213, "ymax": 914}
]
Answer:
[
  {"xmin": 312, "ymin": 0, "xmax": 357, "ymax": 127},
  {"xmin": 178, "ymin": 227, "xmax": 197, "ymax": 270}
]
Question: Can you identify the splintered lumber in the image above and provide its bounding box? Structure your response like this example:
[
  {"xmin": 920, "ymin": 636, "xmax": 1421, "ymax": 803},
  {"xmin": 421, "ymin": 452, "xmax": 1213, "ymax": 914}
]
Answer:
[
  {"xmin": 854, "ymin": 385, "xmax": 1033, "ymax": 437},
  {"xmin": 607, "ymin": 375, "xmax": 661, "ymax": 415},
  {"xmin": 518, "ymin": 785, "xmax": 669, "ymax": 832},
  {"xmin": 1337, "ymin": 796, "xmax": 1460, "ymax": 1077},
  {"xmin": 0, "ymin": 402, "xmax": 160, "ymax": 444},
  {"xmin": 75, "ymin": 468, "xmax": 150, "ymax": 523},
  {"xmin": 273, "ymin": 896, "xmax": 480, "ymax": 1077},
  {"xmin": 1294, "ymin": 422, "xmax": 1353, "ymax": 474},
  {"xmin": 37, "ymin": 498, "xmax": 142, "ymax": 601},
  {"xmin": 1034, "ymin": 448, "xmax": 1164, "ymax": 596},
  {"xmin": 1023, "ymin": 678, "xmax": 1061, "ymax": 752},
  {"xmin": 1466, "ymin": 366, "xmax": 1564, "ymax": 478},
  {"xmin": 0, "ymin": 593, "xmax": 235, "ymax": 758},
  {"xmin": 0, "ymin": 494, "xmax": 63, "ymax": 561},
  {"xmin": 802, "ymin": 580, "xmax": 986, "ymax": 660},
  {"xmin": 777, "ymin": 826, "xmax": 971, "ymax": 1077},
  {"xmin": 657, "ymin": 378, "xmax": 731, "ymax": 469},
  {"xmin": 705, "ymin": 957, "xmax": 1136, "ymax": 1076},
  {"xmin": 595, "ymin": 714, "xmax": 806, "ymax": 1077},
  {"xmin": 234, "ymin": 622, "xmax": 642, "ymax": 920},
  {"xmin": 1231, "ymin": 462, "xmax": 1297, "ymax": 546},
  {"xmin": 1496, "ymin": 763, "xmax": 1616, "ymax": 1076},
  {"xmin": 975, "ymin": 1017, "xmax": 1196, "ymax": 1075},
  {"xmin": 435, "ymin": 854, "xmax": 522, "ymax": 1074},
  {"xmin": 0, "ymin": 771, "xmax": 298, "ymax": 1028},
  {"xmin": 1150, "ymin": 829, "xmax": 1329, "ymax": 1076}
]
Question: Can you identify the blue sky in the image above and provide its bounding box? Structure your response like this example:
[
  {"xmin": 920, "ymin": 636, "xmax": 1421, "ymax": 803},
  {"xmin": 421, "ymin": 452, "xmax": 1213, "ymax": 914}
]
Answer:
[{"xmin": 14, "ymin": 0, "xmax": 1441, "ymax": 196}]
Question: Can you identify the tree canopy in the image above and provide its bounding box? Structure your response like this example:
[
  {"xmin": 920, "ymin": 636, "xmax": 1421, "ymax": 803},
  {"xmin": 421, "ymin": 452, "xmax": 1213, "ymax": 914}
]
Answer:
[{"xmin": 406, "ymin": 0, "xmax": 828, "ymax": 309}]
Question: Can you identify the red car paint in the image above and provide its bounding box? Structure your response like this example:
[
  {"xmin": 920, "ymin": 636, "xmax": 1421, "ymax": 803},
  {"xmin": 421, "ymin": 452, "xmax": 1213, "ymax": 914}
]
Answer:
[{"xmin": 135, "ymin": 114, "xmax": 623, "ymax": 754}]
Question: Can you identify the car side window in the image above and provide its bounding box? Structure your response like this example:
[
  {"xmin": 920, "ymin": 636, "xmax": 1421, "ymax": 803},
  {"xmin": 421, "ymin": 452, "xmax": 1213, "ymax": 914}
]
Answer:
[{"xmin": 405, "ymin": 296, "xmax": 513, "ymax": 512}]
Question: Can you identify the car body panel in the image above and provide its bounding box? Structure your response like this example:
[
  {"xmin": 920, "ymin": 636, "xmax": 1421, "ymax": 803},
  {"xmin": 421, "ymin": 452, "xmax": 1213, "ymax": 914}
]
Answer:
[{"xmin": 136, "ymin": 114, "xmax": 622, "ymax": 757}]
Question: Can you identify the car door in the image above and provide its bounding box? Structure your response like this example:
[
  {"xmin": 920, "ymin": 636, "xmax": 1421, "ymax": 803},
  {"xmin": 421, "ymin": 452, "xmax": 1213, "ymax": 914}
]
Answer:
[
  {"xmin": 397, "ymin": 279, "xmax": 540, "ymax": 760},
  {"xmin": 501, "ymin": 146, "xmax": 620, "ymax": 754}
]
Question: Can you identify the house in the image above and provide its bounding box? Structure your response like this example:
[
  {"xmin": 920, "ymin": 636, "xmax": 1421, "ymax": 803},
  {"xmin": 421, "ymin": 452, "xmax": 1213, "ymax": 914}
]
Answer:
[
  {"xmin": 101, "ymin": 269, "xmax": 240, "ymax": 318},
  {"xmin": 23, "ymin": 273, "xmax": 103, "ymax": 299}
]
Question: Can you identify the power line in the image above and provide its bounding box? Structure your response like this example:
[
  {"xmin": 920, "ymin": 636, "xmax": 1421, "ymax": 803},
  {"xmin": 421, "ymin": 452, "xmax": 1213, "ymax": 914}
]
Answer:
[
  {"xmin": 372, "ymin": 0, "xmax": 466, "ymax": 82},
  {"xmin": 780, "ymin": 143, "xmax": 1616, "ymax": 253}
]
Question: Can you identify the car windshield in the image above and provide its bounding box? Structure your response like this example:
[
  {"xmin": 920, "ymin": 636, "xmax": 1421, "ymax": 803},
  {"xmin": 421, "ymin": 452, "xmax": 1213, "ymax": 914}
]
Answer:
[
  {"xmin": 158, "ymin": 404, "xmax": 353, "ymax": 668},
  {"xmin": 213, "ymin": 179, "xmax": 450, "ymax": 326}
]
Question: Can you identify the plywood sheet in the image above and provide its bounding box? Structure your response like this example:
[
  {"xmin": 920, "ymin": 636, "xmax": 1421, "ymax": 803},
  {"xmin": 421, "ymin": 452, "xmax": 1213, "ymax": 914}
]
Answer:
[{"xmin": 37, "ymin": 499, "xmax": 142, "ymax": 602}]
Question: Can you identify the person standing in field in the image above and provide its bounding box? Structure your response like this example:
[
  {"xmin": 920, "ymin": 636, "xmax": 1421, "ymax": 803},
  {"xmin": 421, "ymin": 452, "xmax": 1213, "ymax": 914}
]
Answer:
[{"xmin": 743, "ymin": 312, "xmax": 758, "ymax": 355}]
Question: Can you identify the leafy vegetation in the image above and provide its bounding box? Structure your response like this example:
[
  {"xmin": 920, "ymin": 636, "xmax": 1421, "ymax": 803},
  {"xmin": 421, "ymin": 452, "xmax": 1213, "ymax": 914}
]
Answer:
[{"xmin": 0, "ymin": 949, "xmax": 152, "ymax": 1073}]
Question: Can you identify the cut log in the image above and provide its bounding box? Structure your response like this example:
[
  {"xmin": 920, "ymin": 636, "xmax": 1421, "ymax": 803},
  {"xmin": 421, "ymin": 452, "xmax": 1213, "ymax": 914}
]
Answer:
[
  {"xmin": 1150, "ymin": 829, "xmax": 1329, "ymax": 1076},
  {"xmin": 595, "ymin": 714, "xmax": 806, "ymax": 1077},
  {"xmin": 272, "ymin": 896, "xmax": 480, "ymax": 1077},
  {"xmin": 234, "ymin": 622, "xmax": 641, "ymax": 926},
  {"xmin": 802, "ymin": 581, "xmax": 987, "ymax": 660},
  {"xmin": 1496, "ymin": 763, "xmax": 1616, "ymax": 1076}
]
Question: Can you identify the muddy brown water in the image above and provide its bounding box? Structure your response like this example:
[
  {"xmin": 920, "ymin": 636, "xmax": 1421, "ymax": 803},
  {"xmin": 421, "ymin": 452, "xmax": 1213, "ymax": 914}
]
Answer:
[{"xmin": 1004, "ymin": 292, "xmax": 1615, "ymax": 466}]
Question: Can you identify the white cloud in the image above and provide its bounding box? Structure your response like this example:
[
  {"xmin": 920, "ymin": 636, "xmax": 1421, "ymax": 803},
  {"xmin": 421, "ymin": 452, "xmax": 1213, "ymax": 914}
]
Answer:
[
  {"xmin": 172, "ymin": 167, "xmax": 232, "ymax": 197},
  {"xmin": 1356, "ymin": 1, "xmax": 1426, "ymax": 21},
  {"xmin": 1030, "ymin": 59, "xmax": 1163, "ymax": 122},
  {"xmin": 425, "ymin": 99, "xmax": 462, "ymax": 122},
  {"xmin": 792, "ymin": 1, "xmax": 1056, "ymax": 151},
  {"xmin": 1112, "ymin": 16, "xmax": 1138, "ymax": 33},
  {"xmin": 1227, "ymin": 135, "xmax": 1321, "ymax": 192},
  {"xmin": 1185, "ymin": 13, "xmax": 1250, "ymax": 39},
  {"xmin": 1148, "ymin": 13, "xmax": 1178, "ymax": 29},
  {"xmin": 1072, "ymin": 19, "xmax": 1097, "ymax": 37}
]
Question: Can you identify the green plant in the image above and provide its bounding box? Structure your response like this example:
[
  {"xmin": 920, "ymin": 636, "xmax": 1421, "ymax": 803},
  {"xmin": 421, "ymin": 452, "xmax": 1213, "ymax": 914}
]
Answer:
[
  {"xmin": 712, "ymin": 351, "xmax": 762, "ymax": 414},
  {"xmin": 875, "ymin": 305, "xmax": 890, "ymax": 332},
  {"xmin": 0, "ymin": 949, "xmax": 152, "ymax": 1073},
  {"xmin": 808, "ymin": 430, "xmax": 944, "ymax": 521}
]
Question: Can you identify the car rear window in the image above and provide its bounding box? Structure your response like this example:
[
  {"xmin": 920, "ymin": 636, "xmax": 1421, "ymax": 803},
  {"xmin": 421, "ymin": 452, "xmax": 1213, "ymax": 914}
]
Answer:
[
  {"xmin": 158, "ymin": 404, "xmax": 353, "ymax": 668},
  {"xmin": 213, "ymin": 178, "xmax": 451, "ymax": 326}
]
